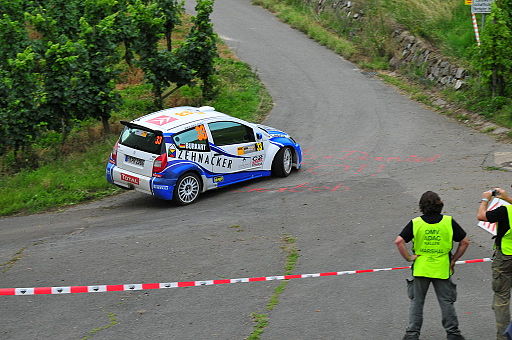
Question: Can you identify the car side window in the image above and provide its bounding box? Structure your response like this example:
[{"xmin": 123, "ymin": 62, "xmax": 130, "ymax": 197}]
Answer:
[
  {"xmin": 172, "ymin": 124, "xmax": 210, "ymax": 152},
  {"xmin": 208, "ymin": 121, "xmax": 255, "ymax": 146}
]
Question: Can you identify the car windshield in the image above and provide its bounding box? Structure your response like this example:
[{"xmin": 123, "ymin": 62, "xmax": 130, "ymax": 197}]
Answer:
[{"xmin": 119, "ymin": 126, "xmax": 163, "ymax": 154}]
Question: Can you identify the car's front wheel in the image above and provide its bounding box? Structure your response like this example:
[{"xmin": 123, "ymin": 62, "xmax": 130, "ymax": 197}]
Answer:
[
  {"xmin": 271, "ymin": 147, "xmax": 293, "ymax": 177},
  {"xmin": 173, "ymin": 173, "xmax": 201, "ymax": 205}
]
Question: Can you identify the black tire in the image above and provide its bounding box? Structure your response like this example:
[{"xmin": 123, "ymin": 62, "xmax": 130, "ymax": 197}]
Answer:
[
  {"xmin": 271, "ymin": 147, "xmax": 293, "ymax": 177},
  {"xmin": 173, "ymin": 173, "xmax": 201, "ymax": 205}
]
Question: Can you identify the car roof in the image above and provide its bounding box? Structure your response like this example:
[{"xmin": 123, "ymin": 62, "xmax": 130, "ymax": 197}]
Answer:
[{"xmin": 130, "ymin": 106, "xmax": 232, "ymax": 132}]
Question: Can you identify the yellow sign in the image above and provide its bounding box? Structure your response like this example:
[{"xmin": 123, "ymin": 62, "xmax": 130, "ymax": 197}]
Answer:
[{"xmin": 465, "ymin": 0, "xmax": 472, "ymax": 4}]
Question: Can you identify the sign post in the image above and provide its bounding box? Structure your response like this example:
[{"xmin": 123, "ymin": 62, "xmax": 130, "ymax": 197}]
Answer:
[
  {"xmin": 471, "ymin": 12, "xmax": 481, "ymax": 46},
  {"xmin": 469, "ymin": 0, "xmax": 495, "ymax": 45}
]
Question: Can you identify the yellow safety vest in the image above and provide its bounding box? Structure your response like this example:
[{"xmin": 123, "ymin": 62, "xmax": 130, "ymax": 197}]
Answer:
[
  {"xmin": 412, "ymin": 215, "xmax": 453, "ymax": 279},
  {"xmin": 499, "ymin": 206, "xmax": 512, "ymax": 255}
]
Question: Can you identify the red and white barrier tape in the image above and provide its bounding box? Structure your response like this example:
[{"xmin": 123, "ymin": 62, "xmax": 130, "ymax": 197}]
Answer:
[{"xmin": 0, "ymin": 258, "xmax": 491, "ymax": 296}]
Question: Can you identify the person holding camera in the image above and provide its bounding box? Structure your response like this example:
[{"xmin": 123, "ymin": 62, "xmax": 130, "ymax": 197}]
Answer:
[
  {"xmin": 477, "ymin": 187, "xmax": 512, "ymax": 340},
  {"xmin": 395, "ymin": 191, "xmax": 469, "ymax": 340}
]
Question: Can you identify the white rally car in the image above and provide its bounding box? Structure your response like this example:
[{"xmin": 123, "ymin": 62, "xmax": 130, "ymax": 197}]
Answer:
[{"xmin": 106, "ymin": 106, "xmax": 302, "ymax": 205}]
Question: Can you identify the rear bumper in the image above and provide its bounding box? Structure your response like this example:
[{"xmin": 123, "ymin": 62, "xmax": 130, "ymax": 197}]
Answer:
[{"xmin": 106, "ymin": 163, "xmax": 176, "ymax": 200}]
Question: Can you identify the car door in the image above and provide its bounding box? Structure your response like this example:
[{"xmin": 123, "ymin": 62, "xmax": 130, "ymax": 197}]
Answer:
[
  {"xmin": 207, "ymin": 120, "xmax": 266, "ymax": 185},
  {"xmin": 169, "ymin": 123, "xmax": 211, "ymax": 171}
]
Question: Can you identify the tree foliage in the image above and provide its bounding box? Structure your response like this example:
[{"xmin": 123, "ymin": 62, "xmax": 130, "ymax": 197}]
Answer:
[
  {"xmin": 0, "ymin": 47, "xmax": 45, "ymax": 159},
  {"xmin": 130, "ymin": 0, "xmax": 193, "ymax": 108},
  {"xmin": 0, "ymin": 0, "xmax": 219, "ymax": 162},
  {"xmin": 178, "ymin": 0, "xmax": 218, "ymax": 99},
  {"xmin": 474, "ymin": 0, "xmax": 512, "ymax": 97},
  {"xmin": 156, "ymin": 0, "xmax": 184, "ymax": 50},
  {"xmin": 79, "ymin": 0, "xmax": 123, "ymax": 133},
  {"xmin": 41, "ymin": 40, "xmax": 87, "ymax": 137}
]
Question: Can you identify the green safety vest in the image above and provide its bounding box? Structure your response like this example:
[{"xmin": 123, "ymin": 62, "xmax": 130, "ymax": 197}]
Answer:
[
  {"xmin": 412, "ymin": 215, "xmax": 453, "ymax": 279},
  {"xmin": 499, "ymin": 206, "xmax": 512, "ymax": 255}
]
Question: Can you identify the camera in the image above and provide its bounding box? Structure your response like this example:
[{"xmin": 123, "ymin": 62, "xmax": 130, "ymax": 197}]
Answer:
[{"xmin": 492, "ymin": 189, "xmax": 499, "ymax": 196}]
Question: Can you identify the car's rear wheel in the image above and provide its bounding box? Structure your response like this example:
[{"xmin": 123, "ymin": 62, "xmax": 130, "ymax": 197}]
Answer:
[
  {"xmin": 173, "ymin": 173, "xmax": 201, "ymax": 205},
  {"xmin": 272, "ymin": 147, "xmax": 293, "ymax": 177}
]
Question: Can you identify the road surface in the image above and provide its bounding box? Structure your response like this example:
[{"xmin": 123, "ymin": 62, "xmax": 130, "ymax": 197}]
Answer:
[{"xmin": 1, "ymin": 0, "xmax": 511, "ymax": 339}]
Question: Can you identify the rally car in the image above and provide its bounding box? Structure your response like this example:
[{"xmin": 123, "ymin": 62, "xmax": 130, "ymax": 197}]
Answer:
[{"xmin": 106, "ymin": 106, "xmax": 302, "ymax": 205}]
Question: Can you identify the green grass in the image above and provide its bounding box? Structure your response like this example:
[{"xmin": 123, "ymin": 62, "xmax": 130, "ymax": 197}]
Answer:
[
  {"xmin": 81, "ymin": 312, "xmax": 119, "ymax": 340},
  {"xmin": 247, "ymin": 235, "xmax": 299, "ymax": 340},
  {"xmin": 0, "ymin": 138, "xmax": 119, "ymax": 215},
  {"xmin": 0, "ymin": 247, "xmax": 26, "ymax": 273},
  {"xmin": 485, "ymin": 166, "xmax": 506, "ymax": 171},
  {"xmin": 253, "ymin": 0, "xmax": 356, "ymax": 58},
  {"xmin": 207, "ymin": 58, "xmax": 273, "ymax": 122},
  {"xmin": 375, "ymin": 0, "xmax": 475, "ymax": 58}
]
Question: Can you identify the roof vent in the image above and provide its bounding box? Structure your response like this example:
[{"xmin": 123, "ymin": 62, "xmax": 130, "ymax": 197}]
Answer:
[{"xmin": 198, "ymin": 106, "xmax": 215, "ymax": 111}]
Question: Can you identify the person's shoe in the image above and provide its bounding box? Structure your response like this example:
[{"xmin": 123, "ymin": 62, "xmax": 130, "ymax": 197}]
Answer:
[
  {"xmin": 447, "ymin": 334, "xmax": 465, "ymax": 340},
  {"xmin": 402, "ymin": 334, "xmax": 419, "ymax": 340}
]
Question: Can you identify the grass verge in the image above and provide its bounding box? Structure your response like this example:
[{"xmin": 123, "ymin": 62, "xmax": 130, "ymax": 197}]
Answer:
[
  {"xmin": 81, "ymin": 312, "xmax": 119, "ymax": 340},
  {"xmin": 253, "ymin": 0, "xmax": 356, "ymax": 59},
  {"xmin": 0, "ymin": 247, "xmax": 26, "ymax": 273},
  {"xmin": 247, "ymin": 235, "xmax": 299, "ymax": 340}
]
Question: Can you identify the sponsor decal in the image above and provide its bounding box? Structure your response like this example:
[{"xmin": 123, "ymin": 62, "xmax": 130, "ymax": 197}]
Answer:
[
  {"xmin": 252, "ymin": 155, "xmax": 264, "ymax": 167},
  {"xmin": 135, "ymin": 130, "xmax": 148, "ymax": 137},
  {"xmin": 121, "ymin": 173, "xmax": 139, "ymax": 185},
  {"xmin": 239, "ymin": 157, "xmax": 251, "ymax": 170},
  {"xmin": 168, "ymin": 144, "xmax": 176, "ymax": 158},
  {"xmin": 213, "ymin": 176, "xmax": 224, "ymax": 183},
  {"xmin": 153, "ymin": 185, "xmax": 169, "ymax": 190},
  {"xmin": 176, "ymin": 142, "xmax": 208, "ymax": 152},
  {"xmin": 146, "ymin": 115, "xmax": 178, "ymax": 126},
  {"xmin": 195, "ymin": 125, "xmax": 208, "ymax": 141},
  {"xmin": 175, "ymin": 110, "xmax": 206, "ymax": 117},
  {"xmin": 237, "ymin": 144, "xmax": 257, "ymax": 155},
  {"xmin": 176, "ymin": 150, "xmax": 233, "ymax": 169},
  {"xmin": 185, "ymin": 143, "xmax": 207, "ymax": 151}
]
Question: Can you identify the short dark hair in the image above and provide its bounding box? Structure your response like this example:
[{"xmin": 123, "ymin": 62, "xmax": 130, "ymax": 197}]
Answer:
[{"xmin": 419, "ymin": 191, "xmax": 444, "ymax": 214}]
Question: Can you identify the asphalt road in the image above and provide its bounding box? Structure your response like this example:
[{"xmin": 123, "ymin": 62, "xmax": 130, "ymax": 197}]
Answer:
[{"xmin": 2, "ymin": 0, "xmax": 512, "ymax": 339}]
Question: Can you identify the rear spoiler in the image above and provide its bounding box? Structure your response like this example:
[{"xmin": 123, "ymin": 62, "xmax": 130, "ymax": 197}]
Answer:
[{"xmin": 120, "ymin": 121, "xmax": 162, "ymax": 135}]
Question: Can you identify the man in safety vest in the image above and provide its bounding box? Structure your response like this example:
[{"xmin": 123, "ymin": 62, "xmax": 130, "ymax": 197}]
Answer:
[
  {"xmin": 477, "ymin": 187, "xmax": 512, "ymax": 340},
  {"xmin": 395, "ymin": 191, "xmax": 470, "ymax": 340}
]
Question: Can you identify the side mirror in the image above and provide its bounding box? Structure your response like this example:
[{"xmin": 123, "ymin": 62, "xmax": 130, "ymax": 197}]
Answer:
[{"xmin": 256, "ymin": 133, "xmax": 262, "ymax": 140}]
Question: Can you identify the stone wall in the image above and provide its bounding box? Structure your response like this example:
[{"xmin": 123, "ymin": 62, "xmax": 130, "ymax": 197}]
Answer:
[
  {"xmin": 389, "ymin": 30, "xmax": 468, "ymax": 90},
  {"xmin": 303, "ymin": 0, "xmax": 469, "ymax": 90}
]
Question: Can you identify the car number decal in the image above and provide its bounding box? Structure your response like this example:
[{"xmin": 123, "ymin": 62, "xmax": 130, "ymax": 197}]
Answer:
[{"xmin": 195, "ymin": 125, "xmax": 208, "ymax": 141}]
